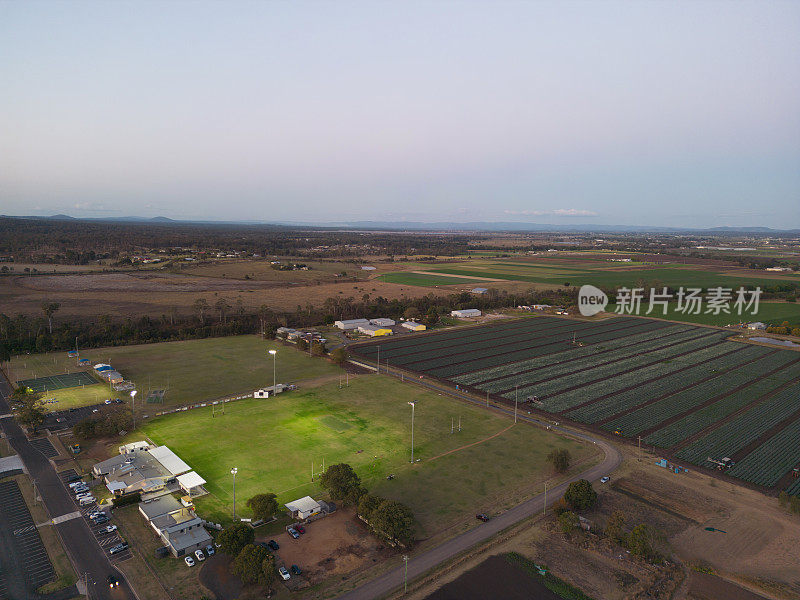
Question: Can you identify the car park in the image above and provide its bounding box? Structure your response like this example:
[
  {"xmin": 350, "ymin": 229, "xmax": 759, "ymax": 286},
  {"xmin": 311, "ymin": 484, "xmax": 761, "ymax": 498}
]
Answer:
[
  {"xmin": 107, "ymin": 575, "xmax": 119, "ymax": 588},
  {"xmin": 278, "ymin": 567, "xmax": 291, "ymax": 581},
  {"xmin": 109, "ymin": 542, "xmax": 128, "ymax": 555},
  {"xmin": 184, "ymin": 556, "xmax": 195, "ymax": 567},
  {"xmin": 205, "ymin": 544, "xmax": 215, "ymax": 556},
  {"xmin": 194, "ymin": 549, "xmax": 205, "ymax": 561},
  {"xmin": 287, "ymin": 527, "xmax": 299, "ymax": 539},
  {"xmin": 268, "ymin": 540, "xmax": 279, "ymax": 550},
  {"xmin": 291, "ymin": 565, "xmax": 302, "ymax": 575}
]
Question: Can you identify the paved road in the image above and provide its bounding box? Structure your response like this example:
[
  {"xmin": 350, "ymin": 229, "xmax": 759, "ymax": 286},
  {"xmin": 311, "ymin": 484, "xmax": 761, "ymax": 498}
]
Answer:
[
  {"xmin": 0, "ymin": 370, "xmax": 136, "ymax": 600},
  {"xmin": 337, "ymin": 361, "xmax": 623, "ymax": 600}
]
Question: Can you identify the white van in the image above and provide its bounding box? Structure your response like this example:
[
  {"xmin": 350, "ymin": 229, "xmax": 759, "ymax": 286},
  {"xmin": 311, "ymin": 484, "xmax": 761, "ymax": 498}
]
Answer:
[{"xmin": 79, "ymin": 496, "xmax": 95, "ymax": 506}]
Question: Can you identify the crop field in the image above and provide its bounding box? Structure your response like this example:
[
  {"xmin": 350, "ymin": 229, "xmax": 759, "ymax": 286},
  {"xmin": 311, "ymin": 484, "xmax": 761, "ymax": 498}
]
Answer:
[
  {"xmin": 377, "ymin": 272, "xmax": 491, "ymax": 286},
  {"xmin": 351, "ymin": 316, "xmax": 800, "ymax": 494},
  {"xmin": 128, "ymin": 376, "xmax": 597, "ymax": 534},
  {"xmin": 7, "ymin": 336, "xmax": 341, "ymax": 410}
]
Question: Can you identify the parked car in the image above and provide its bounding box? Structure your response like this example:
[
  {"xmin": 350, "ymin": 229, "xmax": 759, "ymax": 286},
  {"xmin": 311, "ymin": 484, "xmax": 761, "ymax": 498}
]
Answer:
[
  {"xmin": 107, "ymin": 575, "xmax": 119, "ymax": 588},
  {"xmin": 113, "ymin": 398, "xmax": 124, "ymax": 404},
  {"xmin": 104, "ymin": 399, "xmax": 113, "ymax": 404},
  {"xmin": 287, "ymin": 527, "xmax": 299, "ymax": 539},
  {"xmin": 103, "ymin": 525, "xmax": 118, "ymax": 534},
  {"xmin": 268, "ymin": 540, "xmax": 279, "ymax": 550},
  {"xmin": 205, "ymin": 544, "xmax": 215, "ymax": 556},
  {"xmin": 291, "ymin": 565, "xmax": 302, "ymax": 575},
  {"xmin": 476, "ymin": 513, "xmax": 490, "ymax": 522},
  {"xmin": 109, "ymin": 542, "xmax": 128, "ymax": 555},
  {"xmin": 88, "ymin": 511, "xmax": 104, "ymax": 519},
  {"xmin": 600, "ymin": 476, "xmax": 610, "ymax": 484},
  {"xmin": 256, "ymin": 541, "xmax": 270, "ymax": 549},
  {"xmin": 92, "ymin": 515, "xmax": 110, "ymax": 525},
  {"xmin": 68, "ymin": 481, "xmax": 85, "ymax": 489},
  {"xmin": 184, "ymin": 556, "xmax": 195, "ymax": 567},
  {"xmin": 295, "ymin": 524, "xmax": 305, "ymax": 534},
  {"xmin": 76, "ymin": 492, "xmax": 93, "ymax": 499},
  {"xmin": 79, "ymin": 497, "xmax": 96, "ymax": 506},
  {"xmin": 194, "ymin": 549, "xmax": 205, "ymax": 561},
  {"xmin": 278, "ymin": 567, "xmax": 291, "ymax": 581}
]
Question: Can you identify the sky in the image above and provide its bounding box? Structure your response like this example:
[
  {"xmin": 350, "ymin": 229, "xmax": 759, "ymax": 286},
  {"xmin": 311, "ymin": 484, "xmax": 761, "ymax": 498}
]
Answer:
[{"xmin": 1, "ymin": 1, "xmax": 799, "ymax": 228}]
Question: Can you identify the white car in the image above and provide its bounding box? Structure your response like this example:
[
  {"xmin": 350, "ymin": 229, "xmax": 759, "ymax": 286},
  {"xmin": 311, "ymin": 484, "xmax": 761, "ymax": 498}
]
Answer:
[
  {"xmin": 79, "ymin": 497, "xmax": 96, "ymax": 506},
  {"xmin": 278, "ymin": 567, "xmax": 291, "ymax": 581},
  {"xmin": 194, "ymin": 549, "xmax": 205, "ymax": 561},
  {"xmin": 104, "ymin": 525, "xmax": 118, "ymax": 533},
  {"xmin": 600, "ymin": 476, "xmax": 610, "ymax": 484},
  {"xmin": 184, "ymin": 556, "xmax": 195, "ymax": 567}
]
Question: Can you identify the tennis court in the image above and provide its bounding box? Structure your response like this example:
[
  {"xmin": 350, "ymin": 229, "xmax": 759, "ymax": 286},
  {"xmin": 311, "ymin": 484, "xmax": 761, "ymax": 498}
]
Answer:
[{"xmin": 16, "ymin": 372, "xmax": 97, "ymax": 392}]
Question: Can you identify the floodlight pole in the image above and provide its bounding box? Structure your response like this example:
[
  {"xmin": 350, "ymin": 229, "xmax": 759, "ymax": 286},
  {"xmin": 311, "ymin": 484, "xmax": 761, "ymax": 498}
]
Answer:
[
  {"xmin": 130, "ymin": 390, "xmax": 137, "ymax": 429},
  {"xmin": 269, "ymin": 349, "xmax": 277, "ymax": 395},
  {"xmin": 407, "ymin": 402, "xmax": 415, "ymax": 464},
  {"xmin": 231, "ymin": 467, "xmax": 238, "ymax": 519}
]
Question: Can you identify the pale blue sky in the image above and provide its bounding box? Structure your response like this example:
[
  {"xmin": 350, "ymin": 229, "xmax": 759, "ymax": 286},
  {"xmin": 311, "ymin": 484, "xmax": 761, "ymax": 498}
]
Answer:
[{"xmin": 1, "ymin": 1, "xmax": 799, "ymax": 227}]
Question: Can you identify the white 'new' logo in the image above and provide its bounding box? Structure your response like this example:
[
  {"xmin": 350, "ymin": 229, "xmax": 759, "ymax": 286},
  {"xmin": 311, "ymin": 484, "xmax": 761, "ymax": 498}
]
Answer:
[{"xmin": 578, "ymin": 285, "xmax": 608, "ymax": 316}]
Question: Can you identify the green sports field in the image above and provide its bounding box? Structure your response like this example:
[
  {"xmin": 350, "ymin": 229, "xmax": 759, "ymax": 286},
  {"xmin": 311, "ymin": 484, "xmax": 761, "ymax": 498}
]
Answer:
[
  {"xmin": 131, "ymin": 375, "xmax": 597, "ymax": 534},
  {"xmin": 7, "ymin": 336, "xmax": 342, "ymax": 410}
]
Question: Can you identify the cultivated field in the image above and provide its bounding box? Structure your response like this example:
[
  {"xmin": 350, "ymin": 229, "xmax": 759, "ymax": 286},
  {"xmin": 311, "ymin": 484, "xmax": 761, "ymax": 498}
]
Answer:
[
  {"xmin": 129, "ymin": 375, "xmax": 597, "ymax": 533},
  {"xmin": 350, "ymin": 316, "xmax": 800, "ymax": 495},
  {"xmin": 7, "ymin": 336, "xmax": 341, "ymax": 410}
]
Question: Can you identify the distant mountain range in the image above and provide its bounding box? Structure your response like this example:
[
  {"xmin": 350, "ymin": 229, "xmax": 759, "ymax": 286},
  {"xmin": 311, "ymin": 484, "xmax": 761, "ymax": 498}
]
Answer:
[{"xmin": 2, "ymin": 214, "xmax": 798, "ymax": 234}]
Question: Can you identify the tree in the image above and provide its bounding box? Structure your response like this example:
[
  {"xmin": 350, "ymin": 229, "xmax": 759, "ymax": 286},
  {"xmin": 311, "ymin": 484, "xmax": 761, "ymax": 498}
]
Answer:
[
  {"xmin": 12, "ymin": 388, "xmax": 46, "ymax": 433},
  {"xmin": 296, "ymin": 338, "xmax": 308, "ymax": 351},
  {"xmin": 790, "ymin": 495, "xmax": 800, "ymax": 515},
  {"xmin": 319, "ymin": 463, "xmax": 365, "ymax": 506},
  {"xmin": 246, "ymin": 493, "xmax": 278, "ymax": 522},
  {"xmin": 564, "ymin": 479, "xmax": 597, "ymax": 511},
  {"xmin": 403, "ymin": 307, "xmax": 421, "ymax": 320},
  {"xmin": 778, "ymin": 491, "xmax": 790, "ymax": 508},
  {"xmin": 330, "ymin": 347, "xmax": 348, "ymax": 365},
  {"xmin": 231, "ymin": 543, "xmax": 272, "ymax": 585},
  {"xmin": 372, "ymin": 499, "xmax": 415, "ymax": 545},
  {"xmin": 558, "ymin": 510, "xmax": 579, "ymax": 535},
  {"xmin": 605, "ymin": 510, "xmax": 626, "ymax": 543},
  {"xmin": 261, "ymin": 553, "xmax": 276, "ymax": 589},
  {"xmin": 217, "ymin": 523, "xmax": 254, "ymax": 556},
  {"xmin": 41, "ymin": 302, "xmax": 60, "ymax": 334},
  {"xmin": 423, "ymin": 307, "xmax": 439, "ymax": 326},
  {"xmin": 214, "ymin": 298, "xmax": 231, "ymax": 324},
  {"xmin": 193, "ymin": 298, "xmax": 209, "ymax": 324},
  {"xmin": 357, "ymin": 494, "xmax": 384, "ymax": 522},
  {"xmin": 547, "ymin": 448, "xmax": 571, "ymax": 474},
  {"xmin": 0, "ymin": 343, "xmax": 10, "ymax": 364}
]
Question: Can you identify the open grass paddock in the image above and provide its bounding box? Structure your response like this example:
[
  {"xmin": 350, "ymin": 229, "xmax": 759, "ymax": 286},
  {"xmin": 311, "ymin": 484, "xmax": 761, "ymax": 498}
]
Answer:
[
  {"xmin": 131, "ymin": 375, "xmax": 597, "ymax": 534},
  {"xmin": 7, "ymin": 336, "xmax": 342, "ymax": 410}
]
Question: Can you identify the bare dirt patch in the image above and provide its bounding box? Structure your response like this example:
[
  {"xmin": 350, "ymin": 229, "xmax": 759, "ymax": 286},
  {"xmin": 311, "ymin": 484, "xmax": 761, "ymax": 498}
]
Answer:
[
  {"xmin": 261, "ymin": 509, "xmax": 392, "ymax": 586},
  {"xmin": 688, "ymin": 572, "xmax": 771, "ymax": 600}
]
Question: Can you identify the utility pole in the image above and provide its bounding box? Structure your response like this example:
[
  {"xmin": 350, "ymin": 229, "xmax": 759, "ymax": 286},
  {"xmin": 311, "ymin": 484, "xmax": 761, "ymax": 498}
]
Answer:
[
  {"xmin": 403, "ymin": 555, "xmax": 409, "ymax": 594},
  {"xmin": 408, "ymin": 402, "xmax": 416, "ymax": 463},
  {"xmin": 638, "ymin": 435, "xmax": 642, "ymax": 459},
  {"xmin": 231, "ymin": 467, "xmax": 238, "ymax": 519},
  {"xmin": 543, "ymin": 481, "xmax": 547, "ymax": 515},
  {"xmin": 376, "ymin": 346, "xmax": 380, "ymax": 374},
  {"xmin": 515, "ymin": 385, "xmax": 518, "ymax": 423},
  {"xmin": 486, "ymin": 390, "xmax": 489, "ymax": 407}
]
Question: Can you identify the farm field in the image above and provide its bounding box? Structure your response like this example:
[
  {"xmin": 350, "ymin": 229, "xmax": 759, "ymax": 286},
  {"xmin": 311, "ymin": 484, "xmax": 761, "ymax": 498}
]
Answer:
[
  {"xmin": 7, "ymin": 336, "xmax": 341, "ymax": 410},
  {"xmin": 129, "ymin": 375, "xmax": 597, "ymax": 534},
  {"xmin": 350, "ymin": 316, "xmax": 800, "ymax": 495},
  {"xmin": 605, "ymin": 300, "xmax": 800, "ymax": 328},
  {"xmin": 377, "ymin": 272, "xmax": 492, "ymax": 286}
]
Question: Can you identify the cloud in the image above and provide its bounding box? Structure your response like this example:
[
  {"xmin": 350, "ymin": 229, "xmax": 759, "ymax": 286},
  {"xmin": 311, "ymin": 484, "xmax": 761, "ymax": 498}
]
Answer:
[
  {"xmin": 73, "ymin": 202, "xmax": 91, "ymax": 210},
  {"xmin": 504, "ymin": 208, "xmax": 598, "ymax": 217}
]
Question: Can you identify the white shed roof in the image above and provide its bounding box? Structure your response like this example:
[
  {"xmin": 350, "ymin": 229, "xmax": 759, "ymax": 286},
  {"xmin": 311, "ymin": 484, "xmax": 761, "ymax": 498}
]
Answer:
[
  {"xmin": 148, "ymin": 446, "xmax": 191, "ymax": 476},
  {"xmin": 177, "ymin": 471, "xmax": 207, "ymax": 489},
  {"xmin": 284, "ymin": 496, "xmax": 321, "ymax": 513}
]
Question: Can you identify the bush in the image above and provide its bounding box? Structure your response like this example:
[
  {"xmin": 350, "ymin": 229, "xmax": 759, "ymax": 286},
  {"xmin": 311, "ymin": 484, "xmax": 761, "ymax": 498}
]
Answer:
[{"xmin": 558, "ymin": 510, "xmax": 579, "ymax": 535}]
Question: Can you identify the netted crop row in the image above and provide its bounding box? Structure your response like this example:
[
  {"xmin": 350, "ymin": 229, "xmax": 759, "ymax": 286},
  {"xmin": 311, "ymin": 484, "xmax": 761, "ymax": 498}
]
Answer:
[
  {"xmin": 355, "ymin": 316, "xmax": 575, "ymax": 359},
  {"xmin": 425, "ymin": 320, "xmax": 686, "ymax": 379},
  {"xmin": 472, "ymin": 328, "xmax": 705, "ymax": 394},
  {"xmin": 393, "ymin": 319, "xmax": 622, "ymax": 367},
  {"xmin": 393, "ymin": 318, "xmax": 654, "ymax": 369},
  {"xmin": 566, "ymin": 345, "xmax": 766, "ymax": 424},
  {"xmin": 598, "ymin": 346, "xmax": 785, "ymax": 435},
  {"xmin": 505, "ymin": 332, "xmax": 728, "ymax": 404},
  {"xmin": 530, "ymin": 336, "xmax": 732, "ymax": 413},
  {"xmin": 645, "ymin": 359, "xmax": 800, "ymax": 448},
  {"xmin": 726, "ymin": 417, "xmax": 800, "ymax": 487},
  {"xmin": 676, "ymin": 382, "xmax": 800, "ymax": 466},
  {"xmin": 786, "ymin": 478, "xmax": 800, "ymax": 496},
  {"xmin": 451, "ymin": 325, "xmax": 693, "ymax": 386}
]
